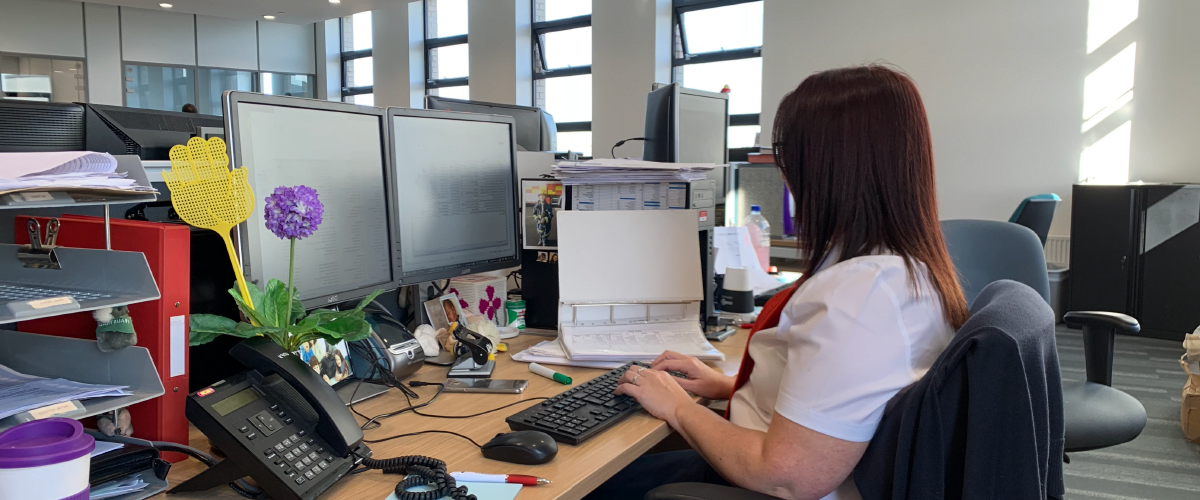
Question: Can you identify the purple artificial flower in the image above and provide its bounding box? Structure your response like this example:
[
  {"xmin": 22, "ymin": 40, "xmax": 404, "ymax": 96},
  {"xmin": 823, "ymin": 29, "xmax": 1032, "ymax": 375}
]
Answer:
[{"xmin": 263, "ymin": 185, "xmax": 324, "ymax": 240}]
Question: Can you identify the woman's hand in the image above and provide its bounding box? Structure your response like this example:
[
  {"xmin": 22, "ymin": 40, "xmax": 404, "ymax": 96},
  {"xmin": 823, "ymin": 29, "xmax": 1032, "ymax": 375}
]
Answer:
[
  {"xmin": 614, "ymin": 366, "xmax": 693, "ymax": 429},
  {"xmin": 650, "ymin": 351, "xmax": 735, "ymax": 400}
]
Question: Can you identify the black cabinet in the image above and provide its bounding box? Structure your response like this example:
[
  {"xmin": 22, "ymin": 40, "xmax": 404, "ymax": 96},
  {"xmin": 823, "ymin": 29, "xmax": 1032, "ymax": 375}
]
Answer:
[{"xmin": 1070, "ymin": 184, "xmax": 1200, "ymax": 340}]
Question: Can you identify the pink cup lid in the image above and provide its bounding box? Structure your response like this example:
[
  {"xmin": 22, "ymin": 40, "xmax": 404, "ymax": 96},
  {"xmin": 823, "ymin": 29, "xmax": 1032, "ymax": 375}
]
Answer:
[{"xmin": 0, "ymin": 418, "xmax": 95, "ymax": 469}]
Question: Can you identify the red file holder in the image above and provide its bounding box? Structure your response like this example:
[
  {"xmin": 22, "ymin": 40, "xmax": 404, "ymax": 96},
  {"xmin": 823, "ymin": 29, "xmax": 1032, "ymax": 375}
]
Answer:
[{"xmin": 16, "ymin": 215, "xmax": 191, "ymax": 462}]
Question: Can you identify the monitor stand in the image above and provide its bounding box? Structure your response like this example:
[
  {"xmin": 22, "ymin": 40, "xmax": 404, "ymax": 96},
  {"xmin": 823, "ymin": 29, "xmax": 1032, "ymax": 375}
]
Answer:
[{"xmin": 448, "ymin": 355, "xmax": 495, "ymax": 378}]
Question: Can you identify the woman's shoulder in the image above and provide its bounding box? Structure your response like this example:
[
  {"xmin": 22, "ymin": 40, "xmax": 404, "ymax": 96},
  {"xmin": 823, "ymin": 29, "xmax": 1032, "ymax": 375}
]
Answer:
[{"xmin": 801, "ymin": 254, "xmax": 910, "ymax": 291}]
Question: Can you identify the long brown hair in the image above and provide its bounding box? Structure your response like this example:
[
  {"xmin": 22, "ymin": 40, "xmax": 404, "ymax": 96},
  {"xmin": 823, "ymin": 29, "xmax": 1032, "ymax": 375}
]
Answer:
[{"xmin": 772, "ymin": 65, "xmax": 968, "ymax": 328}]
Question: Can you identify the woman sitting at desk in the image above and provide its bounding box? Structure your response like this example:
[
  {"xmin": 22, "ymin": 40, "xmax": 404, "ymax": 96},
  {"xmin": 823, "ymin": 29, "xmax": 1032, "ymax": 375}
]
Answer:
[{"xmin": 590, "ymin": 65, "xmax": 968, "ymax": 500}]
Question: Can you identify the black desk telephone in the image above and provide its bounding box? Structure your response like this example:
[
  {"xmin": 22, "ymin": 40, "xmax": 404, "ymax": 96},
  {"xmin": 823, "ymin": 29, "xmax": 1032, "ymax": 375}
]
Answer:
[
  {"xmin": 174, "ymin": 337, "xmax": 479, "ymax": 500},
  {"xmin": 172, "ymin": 337, "xmax": 367, "ymax": 499}
]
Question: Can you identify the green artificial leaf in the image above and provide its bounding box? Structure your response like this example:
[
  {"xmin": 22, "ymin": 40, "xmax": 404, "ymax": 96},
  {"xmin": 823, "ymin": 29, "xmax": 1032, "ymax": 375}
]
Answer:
[
  {"xmin": 262, "ymin": 279, "xmax": 289, "ymax": 328},
  {"xmin": 352, "ymin": 289, "xmax": 386, "ymax": 312},
  {"xmin": 189, "ymin": 314, "xmax": 237, "ymax": 346},
  {"xmin": 320, "ymin": 311, "xmax": 373, "ymax": 342},
  {"xmin": 247, "ymin": 281, "xmax": 267, "ymax": 312},
  {"xmin": 233, "ymin": 322, "xmax": 285, "ymax": 340},
  {"xmin": 228, "ymin": 288, "xmax": 270, "ymax": 328}
]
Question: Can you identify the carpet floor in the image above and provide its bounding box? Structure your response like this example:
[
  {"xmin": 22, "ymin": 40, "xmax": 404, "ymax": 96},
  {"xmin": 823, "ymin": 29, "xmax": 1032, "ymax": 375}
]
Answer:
[{"xmin": 1057, "ymin": 327, "xmax": 1200, "ymax": 499}]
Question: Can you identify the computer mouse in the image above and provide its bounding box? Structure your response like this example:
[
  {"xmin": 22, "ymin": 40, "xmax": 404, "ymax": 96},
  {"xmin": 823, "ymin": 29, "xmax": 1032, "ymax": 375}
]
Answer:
[{"xmin": 481, "ymin": 430, "xmax": 558, "ymax": 465}]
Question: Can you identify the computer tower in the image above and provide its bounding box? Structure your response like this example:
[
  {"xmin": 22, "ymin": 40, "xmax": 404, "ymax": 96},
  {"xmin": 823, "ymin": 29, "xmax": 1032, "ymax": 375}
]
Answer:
[{"xmin": 1069, "ymin": 183, "xmax": 1200, "ymax": 340}]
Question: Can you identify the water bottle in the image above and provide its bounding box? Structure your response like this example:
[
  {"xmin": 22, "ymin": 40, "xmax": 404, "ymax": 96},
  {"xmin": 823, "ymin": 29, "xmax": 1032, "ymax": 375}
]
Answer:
[{"xmin": 741, "ymin": 205, "xmax": 771, "ymax": 271}]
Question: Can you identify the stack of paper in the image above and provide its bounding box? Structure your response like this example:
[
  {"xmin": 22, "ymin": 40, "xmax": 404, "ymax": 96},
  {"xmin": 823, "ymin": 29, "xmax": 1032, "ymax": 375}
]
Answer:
[
  {"xmin": 511, "ymin": 341, "xmax": 627, "ymax": 370},
  {"xmin": 90, "ymin": 476, "xmax": 149, "ymax": 500},
  {"xmin": 0, "ymin": 152, "xmax": 155, "ymax": 195},
  {"xmin": 0, "ymin": 363, "xmax": 132, "ymax": 420},
  {"xmin": 553, "ymin": 159, "xmax": 714, "ymax": 185}
]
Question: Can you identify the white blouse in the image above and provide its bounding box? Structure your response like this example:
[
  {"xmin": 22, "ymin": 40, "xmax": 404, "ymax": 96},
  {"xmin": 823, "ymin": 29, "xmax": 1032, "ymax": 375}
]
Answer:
[{"xmin": 728, "ymin": 255, "xmax": 955, "ymax": 500}]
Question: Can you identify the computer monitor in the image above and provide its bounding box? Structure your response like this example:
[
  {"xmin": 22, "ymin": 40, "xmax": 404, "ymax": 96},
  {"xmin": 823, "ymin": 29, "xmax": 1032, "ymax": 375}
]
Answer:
[
  {"xmin": 642, "ymin": 83, "xmax": 729, "ymax": 165},
  {"xmin": 0, "ymin": 99, "xmax": 84, "ymax": 152},
  {"xmin": 387, "ymin": 107, "xmax": 521, "ymax": 284},
  {"xmin": 425, "ymin": 95, "xmax": 557, "ymax": 152},
  {"xmin": 225, "ymin": 92, "xmax": 399, "ymax": 309},
  {"xmin": 84, "ymin": 104, "xmax": 224, "ymax": 160}
]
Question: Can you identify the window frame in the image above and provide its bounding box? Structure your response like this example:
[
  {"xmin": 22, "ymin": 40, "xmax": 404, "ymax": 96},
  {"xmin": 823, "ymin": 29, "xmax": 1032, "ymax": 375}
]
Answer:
[
  {"xmin": 339, "ymin": 15, "xmax": 374, "ymax": 99},
  {"xmin": 672, "ymin": 0, "xmax": 762, "ymax": 152},
  {"xmin": 424, "ymin": 1, "xmax": 470, "ymax": 94},
  {"xmin": 0, "ymin": 51, "xmax": 88, "ymax": 103},
  {"xmin": 532, "ymin": 9, "xmax": 592, "ymax": 134}
]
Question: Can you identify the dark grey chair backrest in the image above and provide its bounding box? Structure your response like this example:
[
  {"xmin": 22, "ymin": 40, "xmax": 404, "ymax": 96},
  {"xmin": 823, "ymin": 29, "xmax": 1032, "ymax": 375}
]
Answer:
[{"xmin": 940, "ymin": 219, "xmax": 1050, "ymax": 307}]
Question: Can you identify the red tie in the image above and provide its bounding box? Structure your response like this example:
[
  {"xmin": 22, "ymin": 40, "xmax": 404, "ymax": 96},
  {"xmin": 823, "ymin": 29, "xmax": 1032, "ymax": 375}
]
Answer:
[{"xmin": 725, "ymin": 283, "xmax": 801, "ymax": 419}]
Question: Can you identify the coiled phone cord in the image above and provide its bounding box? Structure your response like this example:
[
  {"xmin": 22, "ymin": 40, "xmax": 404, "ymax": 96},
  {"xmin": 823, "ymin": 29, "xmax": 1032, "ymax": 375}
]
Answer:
[{"xmin": 357, "ymin": 453, "xmax": 476, "ymax": 500}]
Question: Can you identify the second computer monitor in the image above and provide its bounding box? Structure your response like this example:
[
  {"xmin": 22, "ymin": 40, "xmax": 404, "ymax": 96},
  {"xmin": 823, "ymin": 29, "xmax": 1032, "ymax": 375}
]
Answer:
[
  {"xmin": 388, "ymin": 108, "xmax": 521, "ymax": 284},
  {"xmin": 425, "ymin": 96, "xmax": 556, "ymax": 152},
  {"xmin": 643, "ymin": 83, "xmax": 729, "ymax": 165},
  {"xmin": 224, "ymin": 92, "xmax": 399, "ymax": 308}
]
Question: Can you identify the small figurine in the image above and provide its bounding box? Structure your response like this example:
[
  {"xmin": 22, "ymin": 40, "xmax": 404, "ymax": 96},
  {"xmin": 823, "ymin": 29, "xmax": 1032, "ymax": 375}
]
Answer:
[{"xmin": 94, "ymin": 306, "xmax": 136, "ymax": 352}]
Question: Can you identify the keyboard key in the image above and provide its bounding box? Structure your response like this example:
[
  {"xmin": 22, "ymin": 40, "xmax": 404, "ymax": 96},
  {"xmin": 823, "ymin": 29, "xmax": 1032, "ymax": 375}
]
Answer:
[
  {"xmin": 318, "ymin": 461, "xmax": 329, "ymax": 470},
  {"xmin": 284, "ymin": 452, "xmax": 295, "ymax": 461},
  {"xmin": 274, "ymin": 443, "xmax": 286, "ymax": 452},
  {"xmin": 297, "ymin": 430, "xmax": 306, "ymax": 436},
  {"xmin": 311, "ymin": 466, "xmax": 322, "ymax": 475},
  {"xmin": 305, "ymin": 471, "xmax": 316, "ymax": 480},
  {"xmin": 309, "ymin": 452, "xmax": 320, "ymax": 460},
  {"xmin": 295, "ymin": 477, "xmax": 305, "ymax": 485},
  {"xmin": 282, "ymin": 438, "xmax": 293, "ymax": 447},
  {"xmin": 293, "ymin": 461, "xmax": 304, "ymax": 470},
  {"xmin": 303, "ymin": 457, "xmax": 313, "ymax": 466},
  {"xmin": 299, "ymin": 443, "xmax": 309, "ymax": 452}
]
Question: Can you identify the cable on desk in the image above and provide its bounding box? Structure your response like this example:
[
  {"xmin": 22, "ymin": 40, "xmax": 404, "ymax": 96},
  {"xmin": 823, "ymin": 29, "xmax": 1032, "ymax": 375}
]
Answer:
[
  {"xmin": 355, "ymin": 451, "xmax": 477, "ymax": 500},
  {"xmin": 409, "ymin": 395, "xmax": 549, "ymax": 419},
  {"xmin": 363, "ymin": 429, "xmax": 484, "ymax": 449},
  {"xmin": 355, "ymin": 381, "xmax": 447, "ymax": 430}
]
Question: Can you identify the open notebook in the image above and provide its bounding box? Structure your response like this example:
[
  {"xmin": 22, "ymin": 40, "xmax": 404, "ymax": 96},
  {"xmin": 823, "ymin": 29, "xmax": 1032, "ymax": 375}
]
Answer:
[{"xmin": 555, "ymin": 210, "xmax": 723, "ymax": 362}]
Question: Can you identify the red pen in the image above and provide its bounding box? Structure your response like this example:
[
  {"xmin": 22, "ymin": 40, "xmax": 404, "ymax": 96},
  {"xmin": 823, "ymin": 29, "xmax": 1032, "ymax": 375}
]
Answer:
[{"xmin": 451, "ymin": 472, "xmax": 551, "ymax": 486}]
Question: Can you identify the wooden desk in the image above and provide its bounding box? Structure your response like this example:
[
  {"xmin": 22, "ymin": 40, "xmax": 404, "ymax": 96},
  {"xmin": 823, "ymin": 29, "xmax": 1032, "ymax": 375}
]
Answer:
[{"xmin": 156, "ymin": 331, "xmax": 747, "ymax": 500}]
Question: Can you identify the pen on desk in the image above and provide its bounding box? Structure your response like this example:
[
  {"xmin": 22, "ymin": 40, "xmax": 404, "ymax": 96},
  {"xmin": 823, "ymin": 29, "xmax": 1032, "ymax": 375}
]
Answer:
[
  {"xmin": 451, "ymin": 472, "xmax": 551, "ymax": 486},
  {"xmin": 528, "ymin": 362, "xmax": 572, "ymax": 385}
]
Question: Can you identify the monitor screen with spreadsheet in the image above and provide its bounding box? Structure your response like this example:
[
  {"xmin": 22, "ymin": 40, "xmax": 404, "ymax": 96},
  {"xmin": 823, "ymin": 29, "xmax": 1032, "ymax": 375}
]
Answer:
[
  {"xmin": 225, "ymin": 92, "xmax": 398, "ymax": 308},
  {"xmin": 387, "ymin": 107, "xmax": 521, "ymax": 283}
]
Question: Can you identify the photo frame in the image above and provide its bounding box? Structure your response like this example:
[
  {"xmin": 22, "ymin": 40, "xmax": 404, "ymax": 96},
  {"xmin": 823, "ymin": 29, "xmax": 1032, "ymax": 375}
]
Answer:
[
  {"xmin": 522, "ymin": 179, "xmax": 564, "ymax": 250},
  {"xmin": 424, "ymin": 292, "xmax": 467, "ymax": 331}
]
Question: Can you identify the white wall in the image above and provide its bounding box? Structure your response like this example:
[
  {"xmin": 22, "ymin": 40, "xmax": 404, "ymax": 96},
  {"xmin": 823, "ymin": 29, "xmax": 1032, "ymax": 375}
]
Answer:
[
  {"xmin": 121, "ymin": 7, "xmax": 197, "ymax": 65},
  {"xmin": 372, "ymin": 0, "xmax": 425, "ymax": 108},
  {"xmin": 84, "ymin": 3, "xmax": 122, "ymax": 105},
  {"xmin": 467, "ymin": 0, "xmax": 532, "ymax": 105},
  {"xmin": 0, "ymin": 0, "xmax": 85, "ymax": 58},
  {"xmin": 592, "ymin": 0, "xmax": 672, "ymax": 159},
  {"xmin": 761, "ymin": 0, "xmax": 1087, "ymax": 236},
  {"xmin": 196, "ymin": 16, "xmax": 258, "ymax": 70},
  {"xmin": 1129, "ymin": 1, "xmax": 1200, "ymax": 184}
]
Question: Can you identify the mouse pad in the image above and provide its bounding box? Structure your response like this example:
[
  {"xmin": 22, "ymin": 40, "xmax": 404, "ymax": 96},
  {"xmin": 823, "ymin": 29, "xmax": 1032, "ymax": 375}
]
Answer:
[{"xmin": 385, "ymin": 480, "xmax": 521, "ymax": 500}]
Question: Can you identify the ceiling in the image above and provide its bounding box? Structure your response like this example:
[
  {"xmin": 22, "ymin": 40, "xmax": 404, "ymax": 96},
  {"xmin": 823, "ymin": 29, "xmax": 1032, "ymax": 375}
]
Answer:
[{"xmin": 73, "ymin": 0, "xmax": 394, "ymax": 25}]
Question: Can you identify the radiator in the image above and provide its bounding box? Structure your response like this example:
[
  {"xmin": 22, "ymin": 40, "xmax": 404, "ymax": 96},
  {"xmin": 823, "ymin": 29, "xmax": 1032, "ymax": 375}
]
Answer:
[{"xmin": 1045, "ymin": 236, "xmax": 1070, "ymax": 267}]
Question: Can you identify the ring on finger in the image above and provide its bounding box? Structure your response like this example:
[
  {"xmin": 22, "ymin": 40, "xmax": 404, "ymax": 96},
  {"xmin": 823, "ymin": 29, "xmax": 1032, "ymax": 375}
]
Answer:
[{"xmin": 632, "ymin": 373, "xmax": 641, "ymax": 385}]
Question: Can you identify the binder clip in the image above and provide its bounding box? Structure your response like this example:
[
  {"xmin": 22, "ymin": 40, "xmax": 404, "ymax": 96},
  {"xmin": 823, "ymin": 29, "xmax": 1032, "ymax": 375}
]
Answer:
[{"xmin": 18, "ymin": 218, "xmax": 62, "ymax": 270}]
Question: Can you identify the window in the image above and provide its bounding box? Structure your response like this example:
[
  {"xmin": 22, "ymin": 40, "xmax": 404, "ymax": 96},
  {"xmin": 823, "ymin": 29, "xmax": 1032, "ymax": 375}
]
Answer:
[
  {"xmin": 0, "ymin": 54, "xmax": 86, "ymax": 103},
  {"xmin": 426, "ymin": 0, "xmax": 470, "ymax": 97},
  {"xmin": 260, "ymin": 73, "xmax": 315, "ymax": 99},
  {"xmin": 673, "ymin": 0, "xmax": 763, "ymax": 149},
  {"xmin": 197, "ymin": 68, "xmax": 253, "ymax": 115},
  {"xmin": 125, "ymin": 64, "xmax": 195, "ymax": 112},
  {"xmin": 341, "ymin": 11, "xmax": 374, "ymax": 103},
  {"xmin": 533, "ymin": 0, "xmax": 591, "ymax": 155}
]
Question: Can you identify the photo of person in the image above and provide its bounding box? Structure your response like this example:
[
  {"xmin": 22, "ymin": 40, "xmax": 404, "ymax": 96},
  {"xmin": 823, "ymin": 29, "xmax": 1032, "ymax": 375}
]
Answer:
[
  {"xmin": 537, "ymin": 251, "xmax": 548, "ymax": 263},
  {"xmin": 296, "ymin": 338, "xmax": 353, "ymax": 386},
  {"xmin": 424, "ymin": 293, "xmax": 467, "ymax": 332},
  {"xmin": 522, "ymin": 180, "xmax": 563, "ymax": 249}
]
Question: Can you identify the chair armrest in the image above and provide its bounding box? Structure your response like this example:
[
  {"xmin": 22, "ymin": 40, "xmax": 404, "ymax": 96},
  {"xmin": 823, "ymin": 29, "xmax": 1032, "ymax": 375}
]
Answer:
[
  {"xmin": 1063, "ymin": 311, "xmax": 1140, "ymax": 333},
  {"xmin": 1063, "ymin": 311, "xmax": 1141, "ymax": 386},
  {"xmin": 646, "ymin": 483, "xmax": 784, "ymax": 500}
]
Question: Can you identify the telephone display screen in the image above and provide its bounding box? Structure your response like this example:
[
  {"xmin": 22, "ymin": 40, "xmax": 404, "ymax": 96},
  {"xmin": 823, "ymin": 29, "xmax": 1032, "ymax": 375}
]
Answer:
[{"xmin": 212, "ymin": 388, "xmax": 261, "ymax": 416}]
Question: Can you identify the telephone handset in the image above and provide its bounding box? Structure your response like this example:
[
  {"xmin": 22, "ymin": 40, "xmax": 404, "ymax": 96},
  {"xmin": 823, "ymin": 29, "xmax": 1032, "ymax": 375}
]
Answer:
[{"xmin": 172, "ymin": 337, "xmax": 368, "ymax": 500}]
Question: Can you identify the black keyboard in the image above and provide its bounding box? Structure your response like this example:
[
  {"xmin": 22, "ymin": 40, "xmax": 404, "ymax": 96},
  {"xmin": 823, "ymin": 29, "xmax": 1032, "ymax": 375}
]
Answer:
[{"xmin": 506, "ymin": 361, "xmax": 658, "ymax": 445}]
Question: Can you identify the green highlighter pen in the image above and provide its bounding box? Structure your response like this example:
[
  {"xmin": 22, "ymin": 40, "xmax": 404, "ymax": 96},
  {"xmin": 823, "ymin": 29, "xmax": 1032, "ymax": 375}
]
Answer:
[{"xmin": 529, "ymin": 362, "xmax": 572, "ymax": 385}]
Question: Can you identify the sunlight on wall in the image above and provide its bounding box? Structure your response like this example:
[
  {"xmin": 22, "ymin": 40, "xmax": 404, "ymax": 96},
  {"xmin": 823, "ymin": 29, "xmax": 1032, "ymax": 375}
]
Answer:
[
  {"xmin": 1080, "ymin": 120, "xmax": 1132, "ymax": 184},
  {"xmin": 1079, "ymin": 0, "xmax": 1139, "ymax": 184},
  {"xmin": 1082, "ymin": 42, "xmax": 1135, "ymax": 132},
  {"xmin": 1087, "ymin": 0, "xmax": 1138, "ymax": 53}
]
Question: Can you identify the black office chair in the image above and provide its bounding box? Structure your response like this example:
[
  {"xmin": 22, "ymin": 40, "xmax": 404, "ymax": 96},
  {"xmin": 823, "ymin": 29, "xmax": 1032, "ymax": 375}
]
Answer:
[
  {"xmin": 1009, "ymin": 194, "xmax": 1060, "ymax": 247},
  {"xmin": 940, "ymin": 219, "xmax": 1145, "ymax": 452}
]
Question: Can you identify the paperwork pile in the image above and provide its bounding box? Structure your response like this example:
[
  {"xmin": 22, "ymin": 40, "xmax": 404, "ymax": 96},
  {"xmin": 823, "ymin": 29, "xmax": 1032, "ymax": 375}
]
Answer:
[
  {"xmin": 0, "ymin": 363, "xmax": 132, "ymax": 420},
  {"xmin": 0, "ymin": 152, "xmax": 156, "ymax": 195},
  {"xmin": 553, "ymin": 158, "xmax": 714, "ymax": 185},
  {"xmin": 90, "ymin": 476, "xmax": 149, "ymax": 500}
]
